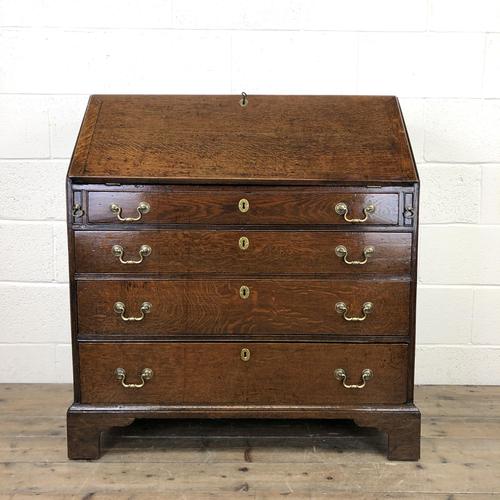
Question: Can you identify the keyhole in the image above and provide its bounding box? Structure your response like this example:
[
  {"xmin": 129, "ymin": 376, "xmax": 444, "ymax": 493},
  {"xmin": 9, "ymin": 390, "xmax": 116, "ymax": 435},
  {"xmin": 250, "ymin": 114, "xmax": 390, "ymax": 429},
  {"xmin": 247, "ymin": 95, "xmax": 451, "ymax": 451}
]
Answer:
[
  {"xmin": 240, "ymin": 348, "xmax": 251, "ymax": 362},
  {"xmin": 239, "ymin": 285, "xmax": 250, "ymax": 299},
  {"xmin": 239, "ymin": 236, "xmax": 249, "ymax": 250},
  {"xmin": 238, "ymin": 198, "xmax": 250, "ymax": 213}
]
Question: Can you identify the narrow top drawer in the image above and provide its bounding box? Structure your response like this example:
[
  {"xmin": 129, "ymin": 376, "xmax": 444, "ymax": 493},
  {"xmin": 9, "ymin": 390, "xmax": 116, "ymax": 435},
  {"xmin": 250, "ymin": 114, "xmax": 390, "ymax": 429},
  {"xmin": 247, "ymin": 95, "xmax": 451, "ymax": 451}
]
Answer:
[{"xmin": 84, "ymin": 188, "xmax": 402, "ymax": 226}]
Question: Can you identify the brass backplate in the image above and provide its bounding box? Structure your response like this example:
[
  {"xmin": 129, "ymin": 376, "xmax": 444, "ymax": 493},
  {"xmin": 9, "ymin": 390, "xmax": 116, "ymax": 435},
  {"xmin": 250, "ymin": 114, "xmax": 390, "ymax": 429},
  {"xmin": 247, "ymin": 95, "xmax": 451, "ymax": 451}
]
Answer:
[
  {"xmin": 238, "ymin": 198, "xmax": 250, "ymax": 213},
  {"xmin": 240, "ymin": 348, "xmax": 251, "ymax": 362},
  {"xmin": 239, "ymin": 236, "xmax": 250, "ymax": 250},
  {"xmin": 239, "ymin": 285, "xmax": 250, "ymax": 299}
]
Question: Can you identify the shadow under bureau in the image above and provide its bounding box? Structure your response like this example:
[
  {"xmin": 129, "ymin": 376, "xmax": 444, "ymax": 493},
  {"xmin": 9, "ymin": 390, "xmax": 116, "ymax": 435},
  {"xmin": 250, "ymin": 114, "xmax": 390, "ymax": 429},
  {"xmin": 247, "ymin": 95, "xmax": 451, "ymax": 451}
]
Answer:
[{"xmin": 66, "ymin": 95, "xmax": 420, "ymax": 460}]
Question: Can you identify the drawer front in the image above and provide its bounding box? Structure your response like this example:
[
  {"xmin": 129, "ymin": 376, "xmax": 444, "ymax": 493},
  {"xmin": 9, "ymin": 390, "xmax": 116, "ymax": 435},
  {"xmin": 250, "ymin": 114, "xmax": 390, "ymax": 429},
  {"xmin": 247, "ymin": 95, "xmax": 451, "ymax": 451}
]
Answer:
[
  {"xmin": 79, "ymin": 342, "xmax": 408, "ymax": 405},
  {"xmin": 86, "ymin": 190, "xmax": 400, "ymax": 226},
  {"xmin": 75, "ymin": 230, "xmax": 412, "ymax": 275},
  {"xmin": 77, "ymin": 279, "xmax": 410, "ymax": 336}
]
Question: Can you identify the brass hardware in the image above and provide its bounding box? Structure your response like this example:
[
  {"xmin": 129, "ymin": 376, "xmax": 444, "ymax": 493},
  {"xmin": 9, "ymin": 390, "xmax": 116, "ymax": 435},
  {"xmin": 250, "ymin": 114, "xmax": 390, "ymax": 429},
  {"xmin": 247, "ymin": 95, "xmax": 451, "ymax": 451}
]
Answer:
[
  {"xmin": 112, "ymin": 244, "xmax": 152, "ymax": 265},
  {"xmin": 238, "ymin": 198, "xmax": 250, "ymax": 213},
  {"xmin": 239, "ymin": 236, "xmax": 250, "ymax": 250},
  {"xmin": 239, "ymin": 91, "xmax": 248, "ymax": 108},
  {"xmin": 335, "ymin": 301, "xmax": 373, "ymax": 321},
  {"xmin": 404, "ymin": 206, "xmax": 414, "ymax": 218},
  {"xmin": 72, "ymin": 203, "xmax": 84, "ymax": 218},
  {"xmin": 115, "ymin": 367, "xmax": 153, "ymax": 388},
  {"xmin": 113, "ymin": 301, "xmax": 152, "ymax": 321},
  {"xmin": 240, "ymin": 348, "xmax": 251, "ymax": 361},
  {"xmin": 335, "ymin": 202, "xmax": 375, "ymax": 223},
  {"xmin": 239, "ymin": 285, "xmax": 250, "ymax": 299},
  {"xmin": 110, "ymin": 201, "xmax": 150, "ymax": 222},
  {"xmin": 334, "ymin": 368, "xmax": 373, "ymax": 389},
  {"xmin": 335, "ymin": 245, "xmax": 374, "ymax": 265}
]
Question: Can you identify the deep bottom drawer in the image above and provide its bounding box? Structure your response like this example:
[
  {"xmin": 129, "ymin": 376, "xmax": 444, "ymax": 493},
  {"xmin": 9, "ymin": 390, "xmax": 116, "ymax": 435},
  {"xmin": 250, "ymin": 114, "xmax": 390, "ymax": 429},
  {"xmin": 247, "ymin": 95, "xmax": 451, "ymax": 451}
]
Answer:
[{"xmin": 79, "ymin": 342, "xmax": 408, "ymax": 405}]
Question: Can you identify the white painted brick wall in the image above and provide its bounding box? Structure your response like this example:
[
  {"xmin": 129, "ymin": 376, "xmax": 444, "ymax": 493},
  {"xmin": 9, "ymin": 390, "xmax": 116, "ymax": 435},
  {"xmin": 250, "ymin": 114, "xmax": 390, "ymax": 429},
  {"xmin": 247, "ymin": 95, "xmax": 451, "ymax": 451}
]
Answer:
[{"xmin": 0, "ymin": 0, "xmax": 499, "ymax": 384}]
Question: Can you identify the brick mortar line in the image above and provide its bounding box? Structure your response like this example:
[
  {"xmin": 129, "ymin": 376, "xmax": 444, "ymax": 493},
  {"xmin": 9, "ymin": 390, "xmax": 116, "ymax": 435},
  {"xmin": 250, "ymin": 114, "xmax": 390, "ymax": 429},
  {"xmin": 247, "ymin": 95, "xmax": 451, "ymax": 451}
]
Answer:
[
  {"xmin": 1, "ymin": 342, "xmax": 499, "ymax": 348},
  {"xmin": 2, "ymin": 94, "xmax": 500, "ymax": 101},
  {"xmin": 0, "ymin": 26, "xmax": 499, "ymax": 33}
]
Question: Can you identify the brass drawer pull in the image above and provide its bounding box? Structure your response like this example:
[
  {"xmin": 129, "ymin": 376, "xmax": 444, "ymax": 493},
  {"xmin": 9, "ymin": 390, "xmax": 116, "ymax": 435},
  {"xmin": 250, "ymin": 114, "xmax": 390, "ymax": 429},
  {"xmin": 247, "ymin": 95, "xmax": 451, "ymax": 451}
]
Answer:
[
  {"xmin": 239, "ymin": 285, "xmax": 250, "ymax": 299},
  {"xmin": 238, "ymin": 198, "xmax": 250, "ymax": 213},
  {"xmin": 72, "ymin": 203, "xmax": 84, "ymax": 219},
  {"xmin": 240, "ymin": 348, "xmax": 251, "ymax": 361},
  {"xmin": 115, "ymin": 367, "xmax": 153, "ymax": 388},
  {"xmin": 112, "ymin": 244, "xmax": 152, "ymax": 264},
  {"xmin": 335, "ymin": 301, "xmax": 373, "ymax": 321},
  {"xmin": 335, "ymin": 202, "xmax": 375, "ymax": 223},
  {"xmin": 334, "ymin": 368, "xmax": 373, "ymax": 389},
  {"xmin": 110, "ymin": 201, "xmax": 150, "ymax": 222},
  {"xmin": 335, "ymin": 245, "xmax": 374, "ymax": 265},
  {"xmin": 239, "ymin": 236, "xmax": 250, "ymax": 250},
  {"xmin": 113, "ymin": 301, "xmax": 152, "ymax": 321}
]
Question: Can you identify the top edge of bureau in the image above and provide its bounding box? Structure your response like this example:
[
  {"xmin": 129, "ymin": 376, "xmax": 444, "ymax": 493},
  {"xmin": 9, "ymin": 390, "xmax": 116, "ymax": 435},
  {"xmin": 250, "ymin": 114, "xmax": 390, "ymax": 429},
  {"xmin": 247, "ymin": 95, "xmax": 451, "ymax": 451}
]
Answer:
[{"xmin": 67, "ymin": 95, "xmax": 418, "ymax": 185}]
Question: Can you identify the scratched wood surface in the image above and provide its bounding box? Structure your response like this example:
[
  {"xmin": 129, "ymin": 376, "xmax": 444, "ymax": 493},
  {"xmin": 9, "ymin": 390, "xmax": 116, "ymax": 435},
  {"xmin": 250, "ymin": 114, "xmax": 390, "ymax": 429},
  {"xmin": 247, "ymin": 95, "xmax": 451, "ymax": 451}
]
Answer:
[{"xmin": 1, "ymin": 385, "xmax": 499, "ymax": 498}]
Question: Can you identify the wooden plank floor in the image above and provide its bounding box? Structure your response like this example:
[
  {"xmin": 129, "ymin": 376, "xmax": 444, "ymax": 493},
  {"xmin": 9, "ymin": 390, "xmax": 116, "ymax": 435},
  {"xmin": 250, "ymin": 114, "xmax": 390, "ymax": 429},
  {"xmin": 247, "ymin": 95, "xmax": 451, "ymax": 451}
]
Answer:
[{"xmin": 1, "ymin": 385, "xmax": 500, "ymax": 498}]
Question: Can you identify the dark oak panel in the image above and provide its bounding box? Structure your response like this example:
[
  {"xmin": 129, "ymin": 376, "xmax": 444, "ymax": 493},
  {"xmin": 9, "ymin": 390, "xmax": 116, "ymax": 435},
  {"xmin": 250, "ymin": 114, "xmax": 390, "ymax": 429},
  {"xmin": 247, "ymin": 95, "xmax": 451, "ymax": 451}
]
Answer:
[
  {"xmin": 77, "ymin": 279, "xmax": 410, "ymax": 336},
  {"xmin": 79, "ymin": 342, "xmax": 408, "ymax": 405},
  {"xmin": 75, "ymin": 230, "xmax": 412, "ymax": 275},
  {"xmin": 87, "ymin": 190, "xmax": 400, "ymax": 225},
  {"xmin": 68, "ymin": 95, "xmax": 417, "ymax": 184}
]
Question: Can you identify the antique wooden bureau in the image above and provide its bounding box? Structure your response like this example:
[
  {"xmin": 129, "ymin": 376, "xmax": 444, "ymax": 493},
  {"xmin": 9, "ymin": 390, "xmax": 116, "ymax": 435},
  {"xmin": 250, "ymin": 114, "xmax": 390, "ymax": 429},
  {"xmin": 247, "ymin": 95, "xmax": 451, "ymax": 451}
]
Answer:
[{"xmin": 66, "ymin": 95, "xmax": 420, "ymax": 460}]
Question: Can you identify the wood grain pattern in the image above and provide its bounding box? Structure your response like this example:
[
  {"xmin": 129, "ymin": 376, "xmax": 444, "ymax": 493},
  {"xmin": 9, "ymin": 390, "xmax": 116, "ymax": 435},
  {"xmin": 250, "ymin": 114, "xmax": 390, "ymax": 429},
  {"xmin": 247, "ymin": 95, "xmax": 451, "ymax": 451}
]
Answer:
[
  {"xmin": 78, "ymin": 342, "xmax": 408, "ymax": 405},
  {"xmin": 67, "ymin": 411, "xmax": 134, "ymax": 460},
  {"xmin": 76, "ymin": 279, "xmax": 410, "ymax": 336},
  {"xmin": 7, "ymin": 385, "xmax": 497, "ymax": 493},
  {"xmin": 68, "ymin": 95, "xmax": 417, "ymax": 184},
  {"xmin": 75, "ymin": 230, "xmax": 412, "ymax": 275},
  {"xmin": 87, "ymin": 189, "xmax": 400, "ymax": 225},
  {"xmin": 66, "ymin": 95, "xmax": 420, "ymax": 462}
]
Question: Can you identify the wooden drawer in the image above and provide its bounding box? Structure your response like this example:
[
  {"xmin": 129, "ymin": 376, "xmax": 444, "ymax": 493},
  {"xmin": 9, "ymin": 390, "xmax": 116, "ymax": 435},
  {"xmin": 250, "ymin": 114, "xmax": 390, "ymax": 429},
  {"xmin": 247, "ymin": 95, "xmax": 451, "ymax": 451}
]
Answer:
[
  {"xmin": 85, "ymin": 189, "xmax": 400, "ymax": 226},
  {"xmin": 79, "ymin": 342, "xmax": 408, "ymax": 405},
  {"xmin": 77, "ymin": 279, "xmax": 410, "ymax": 336},
  {"xmin": 75, "ymin": 230, "xmax": 412, "ymax": 275}
]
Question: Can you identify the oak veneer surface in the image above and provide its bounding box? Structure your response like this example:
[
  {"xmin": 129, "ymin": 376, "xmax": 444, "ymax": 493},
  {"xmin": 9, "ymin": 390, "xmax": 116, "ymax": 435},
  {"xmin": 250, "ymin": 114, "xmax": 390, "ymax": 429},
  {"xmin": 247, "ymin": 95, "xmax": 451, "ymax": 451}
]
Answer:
[
  {"xmin": 86, "ymin": 190, "xmax": 401, "ymax": 225},
  {"xmin": 68, "ymin": 95, "xmax": 417, "ymax": 184},
  {"xmin": 67, "ymin": 94, "xmax": 420, "ymax": 461},
  {"xmin": 75, "ymin": 230, "xmax": 412, "ymax": 275},
  {"xmin": 77, "ymin": 279, "xmax": 410, "ymax": 336},
  {"xmin": 78, "ymin": 343, "xmax": 408, "ymax": 405}
]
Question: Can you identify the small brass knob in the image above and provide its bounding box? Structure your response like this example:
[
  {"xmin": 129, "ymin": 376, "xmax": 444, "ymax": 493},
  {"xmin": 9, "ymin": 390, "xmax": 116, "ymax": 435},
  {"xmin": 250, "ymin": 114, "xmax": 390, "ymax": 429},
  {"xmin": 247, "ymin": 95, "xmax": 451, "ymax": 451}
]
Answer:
[
  {"xmin": 239, "ymin": 236, "xmax": 250, "ymax": 250},
  {"xmin": 238, "ymin": 198, "xmax": 250, "ymax": 213},
  {"xmin": 72, "ymin": 203, "xmax": 84, "ymax": 218}
]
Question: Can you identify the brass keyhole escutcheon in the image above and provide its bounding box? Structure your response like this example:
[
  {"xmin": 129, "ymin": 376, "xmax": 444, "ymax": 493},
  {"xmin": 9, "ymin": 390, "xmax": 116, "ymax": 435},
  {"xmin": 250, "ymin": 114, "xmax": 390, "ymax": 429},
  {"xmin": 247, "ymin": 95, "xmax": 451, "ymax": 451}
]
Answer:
[
  {"xmin": 240, "ymin": 348, "xmax": 251, "ymax": 362},
  {"xmin": 239, "ymin": 285, "xmax": 250, "ymax": 299},
  {"xmin": 239, "ymin": 236, "xmax": 250, "ymax": 250},
  {"xmin": 238, "ymin": 198, "xmax": 250, "ymax": 213}
]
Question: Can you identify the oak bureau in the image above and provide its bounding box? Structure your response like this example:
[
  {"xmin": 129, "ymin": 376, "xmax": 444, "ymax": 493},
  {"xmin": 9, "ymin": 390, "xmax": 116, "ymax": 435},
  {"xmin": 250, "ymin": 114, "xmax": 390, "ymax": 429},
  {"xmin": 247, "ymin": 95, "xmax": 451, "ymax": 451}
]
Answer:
[{"xmin": 66, "ymin": 95, "xmax": 421, "ymax": 460}]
